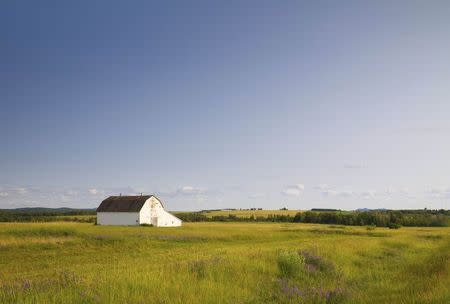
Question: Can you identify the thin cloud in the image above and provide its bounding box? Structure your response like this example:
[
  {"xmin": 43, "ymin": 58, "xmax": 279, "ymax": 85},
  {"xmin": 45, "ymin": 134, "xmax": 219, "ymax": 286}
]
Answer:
[
  {"xmin": 318, "ymin": 186, "xmax": 383, "ymax": 199},
  {"xmin": 180, "ymin": 186, "xmax": 206, "ymax": 195},
  {"xmin": 425, "ymin": 187, "xmax": 450, "ymax": 199},
  {"xmin": 315, "ymin": 184, "xmax": 329, "ymax": 191},
  {"xmin": 281, "ymin": 184, "xmax": 305, "ymax": 197},
  {"xmin": 338, "ymin": 191, "xmax": 354, "ymax": 197},
  {"xmin": 344, "ymin": 163, "xmax": 367, "ymax": 169},
  {"xmin": 322, "ymin": 189, "xmax": 338, "ymax": 197},
  {"xmin": 158, "ymin": 186, "xmax": 209, "ymax": 198},
  {"xmin": 12, "ymin": 187, "xmax": 28, "ymax": 194},
  {"xmin": 360, "ymin": 190, "xmax": 376, "ymax": 199},
  {"xmin": 385, "ymin": 187, "xmax": 396, "ymax": 195},
  {"xmin": 88, "ymin": 188, "xmax": 99, "ymax": 195},
  {"xmin": 318, "ymin": 185, "xmax": 354, "ymax": 198}
]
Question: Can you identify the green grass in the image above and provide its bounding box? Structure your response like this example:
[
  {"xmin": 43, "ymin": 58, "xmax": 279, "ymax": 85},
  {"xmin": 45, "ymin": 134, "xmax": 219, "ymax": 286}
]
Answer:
[
  {"xmin": 194, "ymin": 209, "xmax": 302, "ymax": 218},
  {"xmin": 0, "ymin": 222, "xmax": 448, "ymax": 303}
]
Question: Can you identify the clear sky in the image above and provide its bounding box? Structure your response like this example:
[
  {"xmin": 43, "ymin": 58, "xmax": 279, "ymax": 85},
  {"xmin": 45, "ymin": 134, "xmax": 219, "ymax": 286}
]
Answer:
[{"xmin": 1, "ymin": 1, "xmax": 450, "ymax": 210}]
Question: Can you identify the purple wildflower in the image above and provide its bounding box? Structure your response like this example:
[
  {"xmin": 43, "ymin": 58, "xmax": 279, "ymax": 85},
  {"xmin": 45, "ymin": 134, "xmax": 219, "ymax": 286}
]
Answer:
[{"xmin": 22, "ymin": 280, "xmax": 30, "ymax": 291}]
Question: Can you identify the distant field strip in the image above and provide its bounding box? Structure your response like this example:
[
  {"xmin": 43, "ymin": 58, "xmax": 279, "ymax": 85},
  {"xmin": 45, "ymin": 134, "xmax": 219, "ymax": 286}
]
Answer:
[{"xmin": 197, "ymin": 209, "xmax": 302, "ymax": 217}]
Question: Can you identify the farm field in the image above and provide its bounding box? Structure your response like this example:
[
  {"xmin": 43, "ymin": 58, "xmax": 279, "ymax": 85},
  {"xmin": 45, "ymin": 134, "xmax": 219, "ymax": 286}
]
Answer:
[
  {"xmin": 0, "ymin": 222, "xmax": 449, "ymax": 303},
  {"xmin": 190, "ymin": 209, "xmax": 302, "ymax": 218}
]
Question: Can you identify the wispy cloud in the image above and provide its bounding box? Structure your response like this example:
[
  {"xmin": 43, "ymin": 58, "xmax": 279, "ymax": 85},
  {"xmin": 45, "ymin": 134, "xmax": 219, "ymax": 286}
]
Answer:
[
  {"xmin": 338, "ymin": 190, "xmax": 354, "ymax": 197},
  {"xmin": 315, "ymin": 184, "xmax": 329, "ymax": 191},
  {"xmin": 425, "ymin": 187, "xmax": 450, "ymax": 199},
  {"xmin": 281, "ymin": 184, "xmax": 305, "ymax": 197},
  {"xmin": 10, "ymin": 187, "xmax": 28, "ymax": 194},
  {"xmin": 322, "ymin": 189, "xmax": 338, "ymax": 197},
  {"xmin": 384, "ymin": 187, "xmax": 396, "ymax": 195},
  {"xmin": 157, "ymin": 186, "xmax": 210, "ymax": 198},
  {"xmin": 66, "ymin": 190, "xmax": 79, "ymax": 196},
  {"xmin": 88, "ymin": 188, "xmax": 99, "ymax": 195},
  {"xmin": 360, "ymin": 190, "xmax": 376, "ymax": 199},
  {"xmin": 317, "ymin": 184, "xmax": 355, "ymax": 198},
  {"xmin": 179, "ymin": 186, "xmax": 206, "ymax": 195},
  {"xmin": 344, "ymin": 163, "xmax": 367, "ymax": 169},
  {"xmin": 0, "ymin": 186, "xmax": 142, "ymax": 208},
  {"xmin": 317, "ymin": 185, "xmax": 382, "ymax": 200}
]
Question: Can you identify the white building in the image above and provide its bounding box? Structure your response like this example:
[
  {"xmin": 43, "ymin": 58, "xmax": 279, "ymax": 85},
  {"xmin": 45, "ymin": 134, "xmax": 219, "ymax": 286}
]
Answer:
[{"xmin": 96, "ymin": 195, "xmax": 182, "ymax": 227}]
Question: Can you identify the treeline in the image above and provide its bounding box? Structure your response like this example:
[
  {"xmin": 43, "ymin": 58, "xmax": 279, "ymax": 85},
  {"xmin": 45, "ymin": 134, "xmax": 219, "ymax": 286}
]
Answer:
[
  {"xmin": 2, "ymin": 208, "xmax": 448, "ymax": 227},
  {"xmin": 293, "ymin": 210, "xmax": 449, "ymax": 227},
  {"xmin": 176, "ymin": 209, "xmax": 450, "ymax": 227},
  {"xmin": 0, "ymin": 209, "xmax": 96, "ymax": 223}
]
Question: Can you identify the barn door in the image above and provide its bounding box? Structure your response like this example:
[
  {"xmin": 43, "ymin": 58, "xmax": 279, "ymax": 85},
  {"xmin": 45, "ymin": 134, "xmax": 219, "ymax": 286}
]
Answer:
[{"xmin": 151, "ymin": 217, "xmax": 158, "ymax": 226}]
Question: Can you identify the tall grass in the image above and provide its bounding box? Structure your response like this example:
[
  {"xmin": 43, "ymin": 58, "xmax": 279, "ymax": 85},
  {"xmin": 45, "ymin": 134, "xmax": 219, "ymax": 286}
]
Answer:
[
  {"xmin": 2, "ymin": 227, "xmax": 77, "ymax": 237},
  {"xmin": 0, "ymin": 222, "xmax": 448, "ymax": 303}
]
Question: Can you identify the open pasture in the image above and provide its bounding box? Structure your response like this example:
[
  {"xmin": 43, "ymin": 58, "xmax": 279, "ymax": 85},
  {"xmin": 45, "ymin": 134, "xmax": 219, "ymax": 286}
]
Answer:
[
  {"xmin": 195, "ymin": 209, "xmax": 301, "ymax": 218},
  {"xmin": 0, "ymin": 222, "xmax": 449, "ymax": 303}
]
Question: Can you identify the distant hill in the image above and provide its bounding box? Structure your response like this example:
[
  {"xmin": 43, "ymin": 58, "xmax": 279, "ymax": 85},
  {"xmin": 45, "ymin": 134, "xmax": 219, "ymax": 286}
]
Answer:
[
  {"xmin": 0, "ymin": 207, "xmax": 96, "ymax": 223},
  {"xmin": 356, "ymin": 208, "xmax": 388, "ymax": 212},
  {"xmin": 0, "ymin": 207, "xmax": 96, "ymax": 214}
]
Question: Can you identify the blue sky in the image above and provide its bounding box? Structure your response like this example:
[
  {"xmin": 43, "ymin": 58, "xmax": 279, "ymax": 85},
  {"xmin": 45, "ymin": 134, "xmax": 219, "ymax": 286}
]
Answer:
[{"xmin": 1, "ymin": 1, "xmax": 450, "ymax": 210}]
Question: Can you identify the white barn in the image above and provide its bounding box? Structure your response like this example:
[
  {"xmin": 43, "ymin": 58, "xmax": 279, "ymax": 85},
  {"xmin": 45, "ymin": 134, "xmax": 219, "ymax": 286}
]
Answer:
[{"xmin": 96, "ymin": 195, "xmax": 182, "ymax": 227}]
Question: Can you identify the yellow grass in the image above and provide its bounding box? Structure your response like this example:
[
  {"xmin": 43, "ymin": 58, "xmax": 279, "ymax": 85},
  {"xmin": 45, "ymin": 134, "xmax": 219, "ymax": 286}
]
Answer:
[
  {"xmin": 0, "ymin": 222, "xmax": 449, "ymax": 303},
  {"xmin": 198, "ymin": 209, "xmax": 301, "ymax": 217}
]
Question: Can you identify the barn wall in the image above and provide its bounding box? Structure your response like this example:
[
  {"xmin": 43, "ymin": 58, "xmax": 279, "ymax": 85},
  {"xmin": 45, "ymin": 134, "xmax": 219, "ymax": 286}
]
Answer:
[
  {"xmin": 97, "ymin": 212, "xmax": 140, "ymax": 225},
  {"xmin": 97, "ymin": 196, "xmax": 182, "ymax": 227},
  {"xmin": 138, "ymin": 199, "xmax": 152, "ymax": 225},
  {"xmin": 149, "ymin": 197, "xmax": 182, "ymax": 227},
  {"xmin": 156, "ymin": 210, "xmax": 182, "ymax": 227}
]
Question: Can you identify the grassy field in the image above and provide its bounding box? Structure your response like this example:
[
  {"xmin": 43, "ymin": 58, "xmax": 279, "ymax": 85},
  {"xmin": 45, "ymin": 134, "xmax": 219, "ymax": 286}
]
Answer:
[
  {"xmin": 193, "ymin": 209, "xmax": 302, "ymax": 218},
  {"xmin": 0, "ymin": 222, "xmax": 449, "ymax": 303}
]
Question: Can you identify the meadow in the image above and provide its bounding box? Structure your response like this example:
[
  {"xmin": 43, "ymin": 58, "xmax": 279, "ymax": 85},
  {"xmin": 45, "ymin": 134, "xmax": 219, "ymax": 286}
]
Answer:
[
  {"xmin": 0, "ymin": 222, "xmax": 448, "ymax": 303},
  {"xmin": 192, "ymin": 209, "xmax": 301, "ymax": 218}
]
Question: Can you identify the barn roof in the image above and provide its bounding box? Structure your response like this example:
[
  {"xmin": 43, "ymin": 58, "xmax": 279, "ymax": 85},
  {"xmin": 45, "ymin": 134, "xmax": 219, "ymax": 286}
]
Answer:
[{"xmin": 96, "ymin": 195, "xmax": 154, "ymax": 212}]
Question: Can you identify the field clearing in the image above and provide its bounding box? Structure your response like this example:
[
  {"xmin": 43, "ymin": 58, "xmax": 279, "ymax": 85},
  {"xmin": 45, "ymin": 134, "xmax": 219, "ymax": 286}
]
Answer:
[
  {"xmin": 0, "ymin": 222, "xmax": 449, "ymax": 303},
  {"xmin": 192, "ymin": 209, "xmax": 302, "ymax": 218}
]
